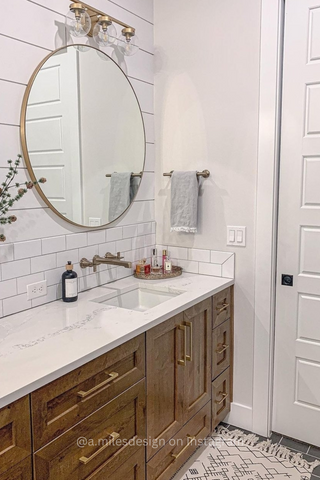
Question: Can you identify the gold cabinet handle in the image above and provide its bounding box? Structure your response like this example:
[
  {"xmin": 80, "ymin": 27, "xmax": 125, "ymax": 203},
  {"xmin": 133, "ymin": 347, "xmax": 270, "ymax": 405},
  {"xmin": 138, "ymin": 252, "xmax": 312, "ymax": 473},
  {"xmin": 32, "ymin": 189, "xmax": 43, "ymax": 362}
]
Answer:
[
  {"xmin": 216, "ymin": 344, "xmax": 229, "ymax": 355},
  {"xmin": 215, "ymin": 392, "xmax": 229, "ymax": 405},
  {"xmin": 79, "ymin": 432, "xmax": 120, "ymax": 465},
  {"xmin": 185, "ymin": 321, "xmax": 192, "ymax": 362},
  {"xmin": 178, "ymin": 325, "xmax": 187, "ymax": 366},
  {"xmin": 171, "ymin": 435, "xmax": 196, "ymax": 460},
  {"xmin": 77, "ymin": 372, "xmax": 119, "ymax": 399},
  {"xmin": 216, "ymin": 302, "xmax": 229, "ymax": 314}
]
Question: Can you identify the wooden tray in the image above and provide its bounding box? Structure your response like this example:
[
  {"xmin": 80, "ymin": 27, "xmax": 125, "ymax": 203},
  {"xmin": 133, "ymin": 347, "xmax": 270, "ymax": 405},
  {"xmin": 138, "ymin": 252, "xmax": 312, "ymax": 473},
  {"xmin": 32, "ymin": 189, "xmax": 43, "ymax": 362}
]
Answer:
[{"xmin": 134, "ymin": 266, "xmax": 182, "ymax": 280}]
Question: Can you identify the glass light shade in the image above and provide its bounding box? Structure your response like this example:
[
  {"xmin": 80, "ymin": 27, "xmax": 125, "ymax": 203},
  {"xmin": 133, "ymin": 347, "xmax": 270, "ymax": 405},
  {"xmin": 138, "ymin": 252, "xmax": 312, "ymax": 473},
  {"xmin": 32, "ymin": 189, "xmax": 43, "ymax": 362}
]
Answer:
[
  {"xmin": 66, "ymin": 8, "xmax": 91, "ymax": 37},
  {"xmin": 93, "ymin": 21, "xmax": 117, "ymax": 47},
  {"xmin": 117, "ymin": 33, "xmax": 139, "ymax": 56}
]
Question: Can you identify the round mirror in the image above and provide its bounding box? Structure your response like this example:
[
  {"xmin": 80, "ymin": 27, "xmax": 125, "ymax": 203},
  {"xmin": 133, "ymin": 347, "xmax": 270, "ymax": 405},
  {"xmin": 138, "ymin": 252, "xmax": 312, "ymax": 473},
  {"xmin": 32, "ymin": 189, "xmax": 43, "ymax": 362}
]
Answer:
[{"xmin": 20, "ymin": 45, "xmax": 145, "ymax": 227}]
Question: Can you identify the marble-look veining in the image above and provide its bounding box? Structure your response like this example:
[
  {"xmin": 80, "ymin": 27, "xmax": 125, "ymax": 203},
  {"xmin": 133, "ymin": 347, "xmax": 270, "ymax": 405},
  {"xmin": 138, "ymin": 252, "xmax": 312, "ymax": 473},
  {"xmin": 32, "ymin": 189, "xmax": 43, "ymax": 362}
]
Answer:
[{"xmin": 0, "ymin": 273, "xmax": 233, "ymax": 408}]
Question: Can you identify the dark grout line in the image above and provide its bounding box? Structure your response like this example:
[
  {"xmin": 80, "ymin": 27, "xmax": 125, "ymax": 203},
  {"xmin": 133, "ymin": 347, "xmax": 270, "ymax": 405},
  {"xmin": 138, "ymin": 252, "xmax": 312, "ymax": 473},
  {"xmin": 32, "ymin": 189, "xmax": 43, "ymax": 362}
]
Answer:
[
  {"xmin": 0, "ymin": 78, "xmax": 27, "ymax": 87},
  {"xmin": 27, "ymin": 0, "xmax": 66, "ymax": 18},
  {"xmin": 128, "ymin": 75, "xmax": 154, "ymax": 86}
]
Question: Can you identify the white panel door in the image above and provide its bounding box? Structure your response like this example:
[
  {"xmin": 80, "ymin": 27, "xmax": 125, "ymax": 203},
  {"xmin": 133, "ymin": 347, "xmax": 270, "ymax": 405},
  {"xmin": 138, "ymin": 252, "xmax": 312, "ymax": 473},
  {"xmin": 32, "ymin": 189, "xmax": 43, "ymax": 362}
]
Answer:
[
  {"xmin": 273, "ymin": 0, "xmax": 320, "ymax": 446},
  {"xmin": 26, "ymin": 48, "xmax": 82, "ymax": 223}
]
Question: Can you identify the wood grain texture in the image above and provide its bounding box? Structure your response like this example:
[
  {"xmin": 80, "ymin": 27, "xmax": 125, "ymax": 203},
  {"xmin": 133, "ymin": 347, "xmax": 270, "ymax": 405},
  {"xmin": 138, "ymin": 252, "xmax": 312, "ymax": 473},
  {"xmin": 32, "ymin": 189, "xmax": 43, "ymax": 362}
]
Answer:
[
  {"xmin": 31, "ymin": 334, "xmax": 145, "ymax": 451},
  {"xmin": 146, "ymin": 401, "xmax": 211, "ymax": 480},
  {"xmin": 213, "ymin": 287, "xmax": 232, "ymax": 328},
  {"xmin": 212, "ymin": 368, "xmax": 231, "ymax": 430},
  {"xmin": 0, "ymin": 397, "xmax": 31, "ymax": 475},
  {"xmin": 212, "ymin": 319, "xmax": 231, "ymax": 379},
  {"xmin": 91, "ymin": 447, "xmax": 145, "ymax": 480},
  {"xmin": 0, "ymin": 457, "xmax": 32, "ymax": 480},
  {"xmin": 34, "ymin": 380, "xmax": 146, "ymax": 480},
  {"xmin": 183, "ymin": 298, "xmax": 212, "ymax": 422},
  {"xmin": 146, "ymin": 312, "xmax": 185, "ymax": 460}
]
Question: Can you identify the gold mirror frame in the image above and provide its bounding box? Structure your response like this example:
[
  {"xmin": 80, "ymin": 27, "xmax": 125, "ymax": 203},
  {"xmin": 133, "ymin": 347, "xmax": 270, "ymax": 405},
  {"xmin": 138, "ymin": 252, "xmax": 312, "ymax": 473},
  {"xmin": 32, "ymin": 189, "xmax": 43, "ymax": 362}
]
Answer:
[{"xmin": 20, "ymin": 44, "xmax": 146, "ymax": 229}]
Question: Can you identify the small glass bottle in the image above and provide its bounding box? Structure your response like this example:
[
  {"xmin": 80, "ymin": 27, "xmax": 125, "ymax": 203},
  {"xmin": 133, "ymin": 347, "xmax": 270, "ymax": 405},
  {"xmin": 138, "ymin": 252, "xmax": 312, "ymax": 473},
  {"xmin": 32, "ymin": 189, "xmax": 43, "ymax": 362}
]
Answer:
[
  {"xmin": 162, "ymin": 249, "xmax": 167, "ymax": 272},
  {"xmin": 62, "ymin": 261, "xmax": 78, "ymax": 302},
  {"xmin": 164, "ymin": 257, "xmax": 172, "ymax": 274}
]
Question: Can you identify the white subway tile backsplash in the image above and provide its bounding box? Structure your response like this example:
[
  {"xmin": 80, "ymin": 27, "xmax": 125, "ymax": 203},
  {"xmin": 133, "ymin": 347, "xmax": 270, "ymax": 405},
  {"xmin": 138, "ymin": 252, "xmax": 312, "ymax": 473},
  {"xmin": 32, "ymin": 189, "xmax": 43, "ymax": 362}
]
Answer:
[
  {"xmin": 199, "ymin": 262, "xmax": 222, "ymax": 277},
  {"xmin": 66, "ymin": 233, "xmax": 87, "ymax": 250},
  {"xmin": 0, "ymin": 244, "xmax": 14, "ymax": 263},
  {"xmin": 17, "ymin": 272, "xmax": 44, "ymax": 294},
  {"xmin": 0, "ymin": 279, "xmax": 17, "ymax": 300},
  {"xmin": 31, "ymin": 254, "xmax": 56, "ymax": 274},
  {"xmin": 87, "ymin": 230, "xmax": 106, "ymax": 246},
  {"xmin": 175, "ymin": 259, "xmax": 199, "ymax": 274},
  {"xmin": 3, "ymin": 293, "xmax": 31, "ymax": 316},
  {"xmin": 210, "ymin": 250, "xmax": 233, "ymax": 264},
  {"xmin": 123, "ymin": 225, "xmax": 138, "ymax": 238},
  {"xmin": 106, "ymin": 227, "xmax": 123, "ymax": 242},
  {"xmin": 57, "ymin": 249, "xmax": 79, "ymax": 268},
  {"xmin": 116, "ymin": 238, "xmax": 132, "ymax": 253},
  {"xmin": 222, "ymin": 256, "xmax": 235, "ymax": 279},
  {"xmin": 138, "ymin": 222, "xmax": 153, "ymax": 235},
  {"xmin": 2, "ymin": 258, "xmax": 30, "ymax": 280},
  {"xmin": 78, "ymin": 245, "xmax": 99, "ymax": 260},
  {"xmin": 98, "ymin": 242, "xmax": 116, "ymax": 257},
  {"xmin": 0, "ymin": 301, "xmax": 3, "ymax": 318},
  {"xmin": 14, "ymin": 239, "xmax": 42, "ymax": 260},
  {"xmin": 42, "ymin": 236, "xmax": 66, "ymax": 254},
  {"xmin": 131, "ymin": 236, "xmax": 145, "ymax": 250},
  {"xmin": 79, "ymin": 273, "xmax": 99, "ymax": 292},
  {"xmin": 45, "ymin": 267, "xmax": 63, "ymax": 287},
  {"xmin": 188, "ymin": 248, "xmax": 211, "ymax": 263},
  {"xmin": 168, "ymin": 246, "xmax": 188, "ymax": 260}
]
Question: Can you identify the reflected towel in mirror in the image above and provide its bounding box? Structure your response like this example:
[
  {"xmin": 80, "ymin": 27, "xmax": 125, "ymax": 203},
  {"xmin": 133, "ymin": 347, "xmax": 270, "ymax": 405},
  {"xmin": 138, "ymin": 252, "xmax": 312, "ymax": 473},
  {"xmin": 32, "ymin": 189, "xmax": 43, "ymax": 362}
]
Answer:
[
  {"xmin": 170, "ymin": 171, "xmax": 199, "ymax": 233},
  {"xmin": 109, "ymin": 172, "xmax": 132, "ymax": 222}
]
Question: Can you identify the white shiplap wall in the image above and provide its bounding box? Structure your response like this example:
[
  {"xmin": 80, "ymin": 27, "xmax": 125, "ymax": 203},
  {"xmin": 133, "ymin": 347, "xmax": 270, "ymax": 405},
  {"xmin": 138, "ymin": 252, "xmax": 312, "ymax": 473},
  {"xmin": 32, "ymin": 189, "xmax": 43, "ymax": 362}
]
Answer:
[{"xmin": 0, "ymin": 0, "xmax": 155, "ymax": 317}]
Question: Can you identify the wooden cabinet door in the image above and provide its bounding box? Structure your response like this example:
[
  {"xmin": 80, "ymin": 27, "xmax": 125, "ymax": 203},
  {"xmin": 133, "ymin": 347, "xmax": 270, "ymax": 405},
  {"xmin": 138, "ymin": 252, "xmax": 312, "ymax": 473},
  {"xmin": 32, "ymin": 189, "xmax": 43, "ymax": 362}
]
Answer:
[
  {"xmin": 0, "ymin": 397, "xmax": 31, "ymax": 476},
  {"xmin": 85, "ymin": 447, "xmax": 145, "ymax": 480},
  {"xmin": 0, "ymin": 457, "xmax": 32, "ymax": 480},
  {"xmin": 182, "ymin": 298, "xmax": 212, "ymax": 423},
  {"xmin": 146, "ymin": 313, "xmax": 185, "ymax": 460}
]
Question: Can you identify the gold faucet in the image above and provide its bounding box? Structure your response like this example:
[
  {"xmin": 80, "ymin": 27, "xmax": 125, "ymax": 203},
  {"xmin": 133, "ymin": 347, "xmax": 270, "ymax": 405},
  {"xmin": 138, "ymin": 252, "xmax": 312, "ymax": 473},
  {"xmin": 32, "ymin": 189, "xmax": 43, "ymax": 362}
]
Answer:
[{"xmin": 80, "ymin": 252, "xmax": 132, "ymax": 272}]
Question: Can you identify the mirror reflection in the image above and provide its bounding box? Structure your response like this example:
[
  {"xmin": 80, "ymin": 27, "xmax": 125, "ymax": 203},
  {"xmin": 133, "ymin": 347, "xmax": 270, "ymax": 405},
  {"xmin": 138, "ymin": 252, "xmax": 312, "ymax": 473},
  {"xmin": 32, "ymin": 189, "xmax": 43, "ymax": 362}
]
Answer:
[{"xmin": 22, "ymin": 45, "xmax": 145, "ymax": 227}]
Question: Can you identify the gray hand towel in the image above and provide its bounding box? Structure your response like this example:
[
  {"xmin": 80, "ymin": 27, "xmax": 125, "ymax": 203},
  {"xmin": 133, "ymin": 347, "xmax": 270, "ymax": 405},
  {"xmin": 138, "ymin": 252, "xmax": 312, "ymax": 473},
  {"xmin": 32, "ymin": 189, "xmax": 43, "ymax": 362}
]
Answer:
[
  {"xmin": 109, "ymin": 172, "xmax": 131, "ymax": 222},
  {"xmin": 170, "ymin": 171, "xmax": 199, "ymax": 233}
]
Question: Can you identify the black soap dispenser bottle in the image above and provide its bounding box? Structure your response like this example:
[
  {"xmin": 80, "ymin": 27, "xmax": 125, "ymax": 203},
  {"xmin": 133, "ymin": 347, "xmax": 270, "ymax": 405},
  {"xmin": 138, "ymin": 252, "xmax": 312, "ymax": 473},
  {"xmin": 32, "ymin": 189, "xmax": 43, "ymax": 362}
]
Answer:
[{"xmin": 62, "ymin": 261, "xmax": 78, "ymax": 302}]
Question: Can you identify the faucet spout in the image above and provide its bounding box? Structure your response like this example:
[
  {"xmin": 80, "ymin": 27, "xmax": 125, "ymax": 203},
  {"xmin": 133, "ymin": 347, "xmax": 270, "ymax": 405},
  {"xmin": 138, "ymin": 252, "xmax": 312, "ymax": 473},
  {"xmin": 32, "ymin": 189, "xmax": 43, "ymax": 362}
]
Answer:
[{"xmin": 80, "ymin": 252, "xmax": 132, "ymax": 272}]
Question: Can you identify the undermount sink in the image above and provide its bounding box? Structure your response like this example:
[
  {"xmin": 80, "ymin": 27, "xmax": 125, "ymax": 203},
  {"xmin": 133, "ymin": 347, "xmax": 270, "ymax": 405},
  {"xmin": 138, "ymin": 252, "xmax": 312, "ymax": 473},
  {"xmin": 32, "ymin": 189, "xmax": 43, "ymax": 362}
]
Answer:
[{"xmin": 93, "ymin": 285, "xmax": 183, "ymax": 312}]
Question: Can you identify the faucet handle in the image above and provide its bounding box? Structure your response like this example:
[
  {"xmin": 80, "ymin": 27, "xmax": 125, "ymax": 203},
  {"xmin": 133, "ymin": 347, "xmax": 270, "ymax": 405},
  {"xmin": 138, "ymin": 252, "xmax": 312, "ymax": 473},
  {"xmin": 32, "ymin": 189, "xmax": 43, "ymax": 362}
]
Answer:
[{"xmin": 116, "ymin": 252, "xmax": 124, "ymax": 259}]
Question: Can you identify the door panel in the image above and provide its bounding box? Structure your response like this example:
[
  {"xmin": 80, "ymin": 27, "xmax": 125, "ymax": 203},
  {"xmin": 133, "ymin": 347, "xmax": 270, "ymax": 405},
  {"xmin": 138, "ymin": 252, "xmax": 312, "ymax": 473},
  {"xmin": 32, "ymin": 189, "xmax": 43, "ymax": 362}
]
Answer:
[
  {"xmin": 274, "ymin": 0, "xmax": 320, "ymax": 446},
  {"xmin": 183, "ymin": 299, "xmax": 211, "ymax": 422},
  {"xmin": 146, "ymin": 313, "xmax": 185, "ymax": 460}
]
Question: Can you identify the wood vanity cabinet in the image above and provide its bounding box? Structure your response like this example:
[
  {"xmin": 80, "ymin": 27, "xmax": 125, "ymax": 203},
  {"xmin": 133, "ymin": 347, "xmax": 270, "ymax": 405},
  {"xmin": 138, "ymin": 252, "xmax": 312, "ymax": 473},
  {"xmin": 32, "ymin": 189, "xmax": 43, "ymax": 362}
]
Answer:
[
  {"xmin": 0, "ymin": 397, "xmax": 31, "ymax": 477},
  {"xmin": 0, "ymin": 286, "xmax": 234, "ymax": 480}
]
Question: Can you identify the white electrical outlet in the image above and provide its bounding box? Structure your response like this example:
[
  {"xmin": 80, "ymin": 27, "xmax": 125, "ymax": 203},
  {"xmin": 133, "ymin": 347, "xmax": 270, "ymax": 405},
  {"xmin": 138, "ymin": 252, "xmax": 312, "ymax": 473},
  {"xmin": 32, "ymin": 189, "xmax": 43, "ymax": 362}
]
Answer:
[{"xmin": 27, "ymin": 280, "xmax": 47, "ymax": 300}]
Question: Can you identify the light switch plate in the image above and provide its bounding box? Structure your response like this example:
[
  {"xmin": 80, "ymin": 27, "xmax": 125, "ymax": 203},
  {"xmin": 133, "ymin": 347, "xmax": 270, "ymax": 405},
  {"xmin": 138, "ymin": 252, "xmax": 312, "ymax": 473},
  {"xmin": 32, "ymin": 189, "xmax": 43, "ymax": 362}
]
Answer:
[{"xmin": 227, "ymin": 226, "xmax": 246, "ymax": 247}]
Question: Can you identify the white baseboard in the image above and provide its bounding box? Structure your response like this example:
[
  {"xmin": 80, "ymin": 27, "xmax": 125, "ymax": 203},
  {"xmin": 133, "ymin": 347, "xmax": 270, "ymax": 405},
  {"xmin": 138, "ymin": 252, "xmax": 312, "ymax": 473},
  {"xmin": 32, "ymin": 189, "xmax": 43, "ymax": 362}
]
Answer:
[{"xmin": 225, "ymin": 402, "xmax": 253, "ymax": 432}]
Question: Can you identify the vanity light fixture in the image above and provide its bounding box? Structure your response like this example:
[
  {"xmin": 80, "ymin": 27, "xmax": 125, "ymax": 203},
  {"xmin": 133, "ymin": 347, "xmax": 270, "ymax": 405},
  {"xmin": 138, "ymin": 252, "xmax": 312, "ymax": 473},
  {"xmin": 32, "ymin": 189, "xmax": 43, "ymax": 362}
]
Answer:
[
  {"xmin": 118, "ymin": 27, "xmax": 139, "ymax": 57},
  {"xmin": 66, "ymin": 3, "xmax": 92, "ymax": 37},
  {"xmin": 93, "ymin": 16, "xmax": 117, "ymax": 47},
  {"xmin": 66, "ymin": 1, "xmax": 139, "ymax": 55}
]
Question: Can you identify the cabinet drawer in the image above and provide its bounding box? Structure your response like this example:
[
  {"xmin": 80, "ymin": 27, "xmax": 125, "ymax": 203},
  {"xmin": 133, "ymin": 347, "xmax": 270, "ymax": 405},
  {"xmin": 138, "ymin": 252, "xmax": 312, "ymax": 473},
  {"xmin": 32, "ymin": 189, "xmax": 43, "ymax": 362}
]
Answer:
[
  {"xmin": 147, "ymin": 401, "xmax": 211, "ymax": 480},
  {"xmin": 0, "ymin": 397, "xmax": 31, "ymax": 475},
  {"xmin": 212, "ymin": 319, "xmax": 231, "ymax": 379},
  {"xmin": 90, "ymin": 448, "xmax": 145, "ymax": 480},
  {"xmin": 0, "ymin": 457, "xmax": 32, "ymax": 480},
  {"xmin": 32, "ymin": 334, "xmax": 145, "ymax": 450},
  {"xmin": 212, "ymin": 368, "xmax": 231, "ymax": 430},
  {"xmin": 34, "ymin": 380, "xmax": 145, "ymax": 480},
  {"xmin": 213, "ymin": 287, "xmax": 231, "ymax": 328}
]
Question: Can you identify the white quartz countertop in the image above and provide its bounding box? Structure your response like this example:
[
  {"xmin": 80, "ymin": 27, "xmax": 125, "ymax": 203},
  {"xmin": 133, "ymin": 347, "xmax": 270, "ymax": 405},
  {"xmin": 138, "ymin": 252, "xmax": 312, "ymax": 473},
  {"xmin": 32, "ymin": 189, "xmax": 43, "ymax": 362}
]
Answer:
[{"xmin": 0, "ymin": 273, "xmax": 233, "ymax": 408}]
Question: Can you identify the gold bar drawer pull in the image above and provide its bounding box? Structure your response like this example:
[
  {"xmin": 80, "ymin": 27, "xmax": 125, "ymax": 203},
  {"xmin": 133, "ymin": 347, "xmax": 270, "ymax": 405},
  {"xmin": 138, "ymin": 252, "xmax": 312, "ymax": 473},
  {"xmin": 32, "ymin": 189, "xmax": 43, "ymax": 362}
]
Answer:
[
  {"xmin": 77, "ymin": 372, "xmax": 119, "ymax": 399},
  {"xmin": 79, "ymin": 432, "xmax": 120, "ymax": 465},
  {"xmin": 171, "ymin": 435, "xmax": 196, "ymax": 460},
  {"xmin": 216, "ymin": 344, "xmax": 229, "ymax": 355},
  {"xmin": 216, "ymin": 303, "xmax": 229, "ymax": 314},
  {"xmin": 215, "ymin": 392, "xmax": 229, "ymax": 405},
  {"xmin": 178, "ymin": 325, "xmax": 187, "ymax": 366}
]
